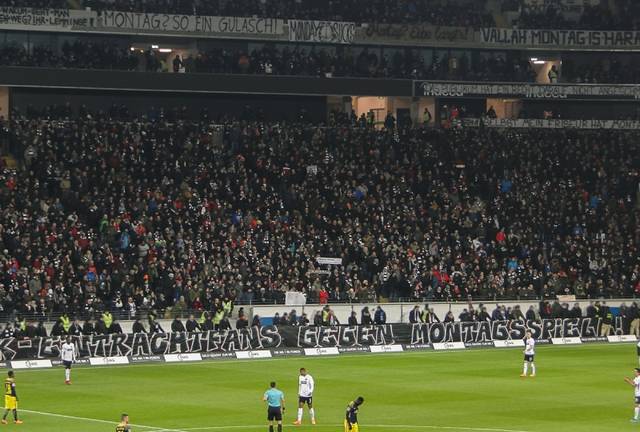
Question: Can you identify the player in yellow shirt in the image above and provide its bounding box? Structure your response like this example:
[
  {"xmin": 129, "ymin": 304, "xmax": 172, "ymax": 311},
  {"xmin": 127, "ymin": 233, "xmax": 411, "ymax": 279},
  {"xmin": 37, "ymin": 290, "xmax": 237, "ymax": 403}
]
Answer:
[
  {"xmin": 115, "ymin": 413, "xmax": 131, "ymax": 432},
  {"xmin": 344, "ymin": 397, "xmax": 364, "ymax": 432},
  {"xmin": 2, "ymin": 371, "xmax": 22, "ymax": 424}
]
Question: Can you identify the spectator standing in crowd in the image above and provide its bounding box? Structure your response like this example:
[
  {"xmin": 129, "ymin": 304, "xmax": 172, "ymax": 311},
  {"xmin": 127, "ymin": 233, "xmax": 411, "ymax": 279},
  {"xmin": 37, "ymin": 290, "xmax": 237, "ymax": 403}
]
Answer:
[
  {"xmin": 361, "ymin": 308, "xmax": 373, "ymax": 325},
  {"xmin": 630, "ymin": 303, "xmax": 640, "ymax": 338},
  {"xmin": 110, "ymin": 320, "xmax": 124, "ymax": 334},
  {"xmin": 422, "ymin": 108, "xmax": 432, "ymax": 125},
  {"xmin": 173, "ymin": 55, "xmax": 183, "ymax": 73},
  {"xmin": 374, "ymin": 307, "xmax": 386, "ymax": 325},
  {"xmin": 171, "ymin": 317, "xmax": 186, "ymax": 333},
  {"xmin": 409, "ymin": 306, "xmax": 421, "ymax": 323},
  {"xmin": 548, "ymin": 65, "xmax": 559, "ymax": 83},
  {"xmin": 478, "ymin": 307, "xmax": 491, "ymax": 322},
  {"xmin": 69, "ymin": 319, "xmax": 82, "ymax": 337},
  {"xmin": 252, "ymin": 315, "xmax": 262, "ymax": 328},
  {"xmin": 149, "ymin": 318, "xmax": 164, "ymax": 334},
  {"xmin": 82, "ymin": 320, "xmax": 95, "ymax": 336},
  {"xmin": 299, "ymin": 313, "xmax": 309, "ymax": 326},
  {"xmin": 571, "ymin": 303, "xmax": 583, "ymax": 319},
  {"xmin": 186, "ymin": 315, "xmax": 201, "ymax": 332},
  {"xmin": 600, "ymin": 303, "xmax": 614, "ymax": 336},
  {"xmin": 348, "ymin": 311, "xmax": 358, "ymax": 326},
  {"xmin": 236, "ymin": 314, "xmax": 249, "ymax": 329},
  {"xmin": 132, "ymin": 318, "xmax": 147, "ymax": 334}
]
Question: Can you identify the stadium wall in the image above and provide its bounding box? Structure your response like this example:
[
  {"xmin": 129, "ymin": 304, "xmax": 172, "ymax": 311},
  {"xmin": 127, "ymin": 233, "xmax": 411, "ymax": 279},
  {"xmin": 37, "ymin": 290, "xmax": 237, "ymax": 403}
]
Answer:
[
  {"xmin": 10, "ymin": 87, "xmax": 329, "ymax": 122},
  {"xmin": 0, "ymin": 67, "xmax": 411, "ymax": 97}
]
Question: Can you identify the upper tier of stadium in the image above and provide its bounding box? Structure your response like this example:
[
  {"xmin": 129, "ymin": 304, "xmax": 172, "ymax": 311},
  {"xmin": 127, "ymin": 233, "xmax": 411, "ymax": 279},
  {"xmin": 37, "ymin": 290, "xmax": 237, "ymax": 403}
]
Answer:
[{"xmin": 2, "ymin": 0, "xmax": 639, "ymax": 30}]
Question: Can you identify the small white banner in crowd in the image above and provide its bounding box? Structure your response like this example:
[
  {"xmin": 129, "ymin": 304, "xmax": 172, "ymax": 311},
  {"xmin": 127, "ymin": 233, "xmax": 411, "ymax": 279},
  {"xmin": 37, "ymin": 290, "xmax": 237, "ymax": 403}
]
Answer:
[
  {"xmin": 370, "ymin": 344, "xmax": 404, "ymax": 353},
  {"xmin": 304, "ymin": 347, "xmax": 340, "ymax": 356},
  {"xmin": 89, "ymin": 356, "xmax": 130, "ymax": 366},
  {"xmin": 10, "ymin": 359, "xmax": 53, "ymax": 369},
  {"xmin": 432, "ymin": 342, "xmax": 466, "ymax": 350},
  {"xmin": 235, "ymin": 350, "xmax": 273, "ymax": 360},
  {"xmin": 551, "ymin": 337, "xmax": 583, "ymax": 345},
  {"xmin": 493, "ymin": 340, "xmax": 525, "ymax": 348},
  {"xmin": 607, "ymin": 335, "xmax": 638, "ymax": 343},
  {"xmin": 316, "ymin": 257, "xmax": 343, "ymax": 266},
  {"xmin": 164, "ymin": 353, "xmax": 203, "ymax": 362},
  {"xmin": 285, "ymin": 291, "xmax": 307, "ymax": 306}
]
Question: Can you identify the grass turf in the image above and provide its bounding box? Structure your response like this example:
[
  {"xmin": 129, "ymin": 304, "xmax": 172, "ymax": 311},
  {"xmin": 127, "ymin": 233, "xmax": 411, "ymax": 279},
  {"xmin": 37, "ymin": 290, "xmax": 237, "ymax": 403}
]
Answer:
[{"xmin": 6, "ymin": 343, "xmax": 639, "ymax": 432}]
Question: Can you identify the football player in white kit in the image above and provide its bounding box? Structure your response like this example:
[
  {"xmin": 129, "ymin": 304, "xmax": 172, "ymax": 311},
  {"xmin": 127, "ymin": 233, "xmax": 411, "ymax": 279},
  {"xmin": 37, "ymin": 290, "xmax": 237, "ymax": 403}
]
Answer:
[
  {"xmin": 520, "ymin": 330, "xmax": 536, "ymax": 378},
  {"xmin": 624, "ymin": 368, "xmax": 640, "ymax": 423},
  {"xmin": 60, "ymin": 337, "xmax": 76, "ymax": 385},
  {"xmin": 293, "ymin": 368, "xmax": 316, "ymax": 425}
]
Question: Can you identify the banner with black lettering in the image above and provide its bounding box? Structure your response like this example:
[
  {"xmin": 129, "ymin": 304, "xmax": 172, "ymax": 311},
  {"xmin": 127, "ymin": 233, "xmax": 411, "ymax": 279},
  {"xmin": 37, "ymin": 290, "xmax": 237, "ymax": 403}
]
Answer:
[
  {"xmin": 414, "ymin": 81, "xmax": 640, "ymax": 100},
  {"xmin": 357, "ymin": 23, "xmax": 473, "ymax": 47},
  {"xmin": 479, "ymin": 28, "xmax": 640, "ymax": 50},
  {"xmin": 0, "ymin": 319, "xmax": 613, "ymax": 361},
  {"xmin": 288, "ymin": 19, "xmax": 355, "ymax": 44},
  {"xmin": 0, "ymin": 7, "xmax": 94, "ymax": 31},
  {"xmin": 463, "ymin": 118, "xmax": 640, "ymax": 130},
  {"xmin": 97, "ymin": 11, "xmax": 284, "ymax": 38}
]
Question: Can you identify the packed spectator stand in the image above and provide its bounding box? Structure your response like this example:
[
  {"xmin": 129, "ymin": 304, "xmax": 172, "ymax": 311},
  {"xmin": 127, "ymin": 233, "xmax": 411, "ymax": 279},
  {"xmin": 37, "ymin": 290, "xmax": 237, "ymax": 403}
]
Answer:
[
  {"xmin": 0, "ymin": 40, "xmax": 541, "ymax": 83},
  {"xmin": 1, "ymin": 0, "xmax": 494, "ymax": 27},
  {"xmin": 4, "ymin": 0, "xmax": 639, "ymax": 30},
  {"xmin": 0, "ymin": 110, "xmax": 639, "ymax": 326},
  {"xmin": 1, "ymin": 39, "xmax": 638, "ymax": 84}
]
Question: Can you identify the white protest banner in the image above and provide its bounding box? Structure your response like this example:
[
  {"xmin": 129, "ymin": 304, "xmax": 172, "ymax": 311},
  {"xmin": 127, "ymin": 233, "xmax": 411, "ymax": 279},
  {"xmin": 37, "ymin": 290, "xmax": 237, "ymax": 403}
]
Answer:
[
  {"xmin": 463, "ymin": 118, "xmax": 640, "ymax": 130},
  {"xmin": 98, "ymin": 11, "xmax": 283, "ymax": 37},
  {"xmin": 289, "ymin": 19, "xmax": 355, "ymax": 44},
  {"xmin": 0, "ymin": 7, "xmax": 95, "ymax": 31},
  {"xmin": 479, "ymin": 27, "xmax": 640, "ymax": 50}
]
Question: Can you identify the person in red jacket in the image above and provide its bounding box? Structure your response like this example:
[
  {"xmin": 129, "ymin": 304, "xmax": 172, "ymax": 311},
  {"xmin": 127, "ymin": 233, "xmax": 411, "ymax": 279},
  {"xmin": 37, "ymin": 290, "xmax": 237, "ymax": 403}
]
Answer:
[{"xmin": 319, "ymin": 288, "xmax": 329, "ymax": 305}]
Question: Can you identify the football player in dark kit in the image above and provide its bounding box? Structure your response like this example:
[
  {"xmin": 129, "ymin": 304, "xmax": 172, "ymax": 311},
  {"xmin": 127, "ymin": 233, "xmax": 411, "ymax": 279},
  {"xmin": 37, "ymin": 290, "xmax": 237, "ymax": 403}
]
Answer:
[{"xmin": 344, "ymin": 396, "xmax": 365, "ymax": 432}]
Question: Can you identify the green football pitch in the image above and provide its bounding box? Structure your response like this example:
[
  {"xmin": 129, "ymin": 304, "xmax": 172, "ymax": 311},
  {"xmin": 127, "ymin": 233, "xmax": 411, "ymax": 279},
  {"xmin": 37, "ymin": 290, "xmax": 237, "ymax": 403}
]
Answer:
[{"xmin": 9, "ymin": 343, "xmax": 640, "ymax": 432}]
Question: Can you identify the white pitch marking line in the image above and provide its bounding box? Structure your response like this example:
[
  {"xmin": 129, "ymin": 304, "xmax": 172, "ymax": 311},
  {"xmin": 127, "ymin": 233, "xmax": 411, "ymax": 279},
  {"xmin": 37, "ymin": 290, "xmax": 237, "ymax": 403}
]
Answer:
[
  {"xmin": 21, "ymin": 409, "xmax": 187, "ymax": 431},
  {"xmin": 21, "ymin": 411, "xmax": 531, "ymax": 432},
  {"xmin": 180, "ymin": 424, "xmax": 531, "ymax": 432}
]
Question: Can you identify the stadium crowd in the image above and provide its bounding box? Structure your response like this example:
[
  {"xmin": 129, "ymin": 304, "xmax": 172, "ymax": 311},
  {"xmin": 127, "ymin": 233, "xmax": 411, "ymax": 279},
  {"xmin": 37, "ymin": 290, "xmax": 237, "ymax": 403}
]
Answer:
[
  {"xmin": 3, "ymin": 39, "xmax": 639, "ymax": 84},
  {"xmin": 1, "ymin": 0, "xmax": 494, "ymax": 27},
  {"xmin": 0, "ymin": 40, "xmax": 539, "ymax": 82},
  {"xmin": 5, "ymin": 0, "xmax": 639, "ymax": 30},
  {"xmin": 0, "ymin": 110, "xmax": 639, "ymax": 324},
  {"xmin": 561, "ymin": 58, "xmax": 640, "ymax": 85}
]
